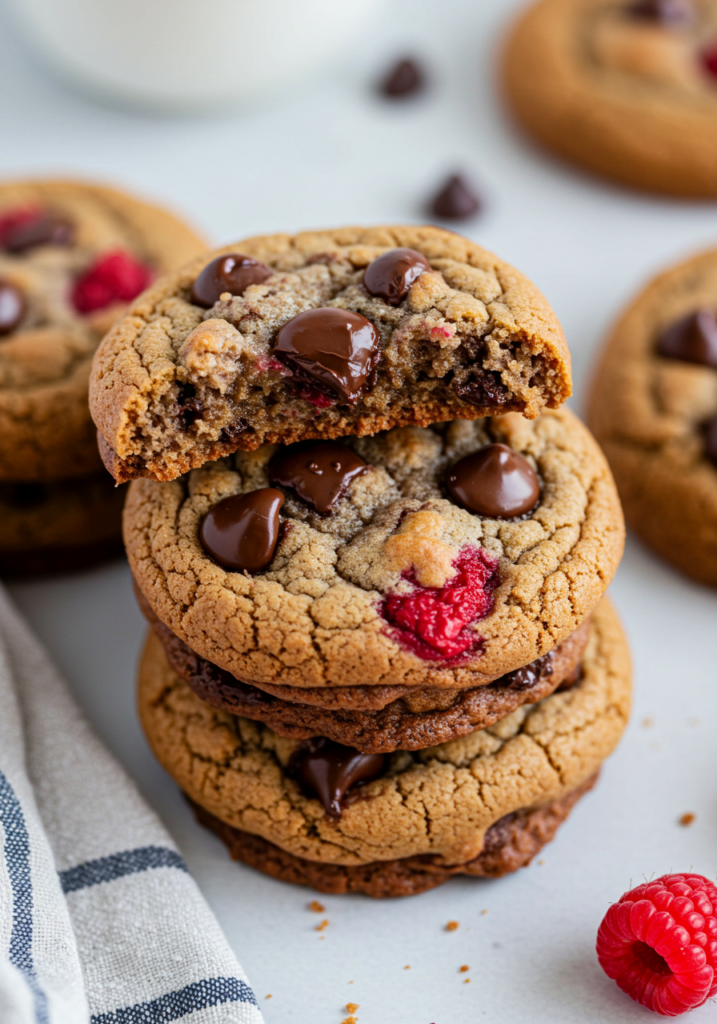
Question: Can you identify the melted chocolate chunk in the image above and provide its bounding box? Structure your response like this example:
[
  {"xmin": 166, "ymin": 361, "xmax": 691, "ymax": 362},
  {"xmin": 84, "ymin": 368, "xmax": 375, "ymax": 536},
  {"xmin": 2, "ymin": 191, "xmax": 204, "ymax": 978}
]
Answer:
[
  {"xmin": 272, "ymin": 308, "xmax": 379, "ymax": 403},
  {"xmin": 446, "ymin": 443, "xmax": 540, "ymax": 519},
  {"xmin": 496, "ymin": 651, "xmax": 553, "ymax": 692},
  {"xmin": 269, "ymin": 441, "xmax": 368, "ymax": 513},
  {"xmin": 429, "ymin": 174, "xmax": 481, "ymax": 220},
  {"xmin": 2, "ymin": 212, "xmax": 74, "ymax": 253},
  {"xmin": 291, "ymin": 737, "xmax": 386, "ymax": 817},
  {"xmin": 219, "ymin": 418, "xmax": 252, "ymax": 444},
  {"xmin": 705, "ymin": 415, "xmax": 717, "ymax": 468},
  {"xmin": 657, "ymin": 309, "xmax": 717, "ymax": 368},
  {"xmin": 453, "ymin": 369, "xmax": 511, "ymax": 409},
  {"xmin": 626, "ymin": 0, "xmax": 694, "ymax": 24},
  {"xmin": 0, "ymin": 280, "xmax": 25, "ymax": 335},
  {"xmin": 199, "ymin": 488, "xmax": 284, "ymax": 573},
  {"xmin": 363, "ymin": 248, "xmax": 431, "ymax": 306},
  {"xmin": 379, "ymin": 57, "xmax": 426, "ymax": 97},
  {"xmin": 176, "ymin": 383, "xmax": 203, "ymax": 430},
  {"xmin": 191, "ymin": 254, "xmax": 272, "ymax": 308}
]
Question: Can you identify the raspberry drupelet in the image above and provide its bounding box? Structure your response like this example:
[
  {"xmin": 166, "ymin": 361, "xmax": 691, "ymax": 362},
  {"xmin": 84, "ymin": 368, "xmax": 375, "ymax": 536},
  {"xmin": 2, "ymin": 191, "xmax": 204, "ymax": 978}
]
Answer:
[{"xmin": 597, "ymin": 873, "xmax": 717, "ymax": 1016}]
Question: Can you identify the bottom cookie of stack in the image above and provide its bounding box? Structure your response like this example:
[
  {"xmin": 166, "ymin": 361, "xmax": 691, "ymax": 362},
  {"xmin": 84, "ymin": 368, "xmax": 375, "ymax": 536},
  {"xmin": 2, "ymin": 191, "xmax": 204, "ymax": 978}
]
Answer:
[
  {"xmin": 0, "ymin": 473, "xmax": 125, "ymax": 575},
  {"xmin": 139, "ymin": 598, "xmax": 631, "ymax": 897}
]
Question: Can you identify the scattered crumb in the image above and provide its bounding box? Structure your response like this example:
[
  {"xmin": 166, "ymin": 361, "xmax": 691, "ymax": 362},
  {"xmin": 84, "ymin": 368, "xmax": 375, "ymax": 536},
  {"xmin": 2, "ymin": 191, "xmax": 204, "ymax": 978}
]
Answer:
[
  {"xmin": 641, "ymin": 716, "xmax": 654, "ymax": 728},
  {"xmin": 459, "ymin": 965, "xmax": 469, "ymax": 973},
  {"xmin": 316, "ymin": 919, "xmax": 329, "ymax": 932},
  {"xmin": 266, "ymin": 995, "xmax": 272, "ymax": 999},
  {"xmin": 404, "ymin": 965, "xmax": 410, "ymax": 970},
  {"xmin": 348, "ymin": 981, "xmax": 354, "ymax": 984},
  {"xmin": 341, "ymin": 1017, "xmax": 357, "ymax": 1024},
  {"xmin": 464, "ymin": 978, "xmax": 471, "ymax": 984},
  {"xmin": 679, "ymin": 813, "xmax": 696, "ymax": 827},
  {"xmin": 538, "ymin": 859, "xmax": 545, "ymax": 866},
  {"xmin": 445, "ymin": 921, "xmax": 459, "ymax": 932},
  {"xmin": 309, "ymin": 900, "xmax": 325, "ymax": 913},
  {"xmin": 346, "ymin": 1004, "xmax": 359, "ymax": 1013},
  {"xmin": 481, "ymin": 909, "xmax": 488, "ymax": 916}
]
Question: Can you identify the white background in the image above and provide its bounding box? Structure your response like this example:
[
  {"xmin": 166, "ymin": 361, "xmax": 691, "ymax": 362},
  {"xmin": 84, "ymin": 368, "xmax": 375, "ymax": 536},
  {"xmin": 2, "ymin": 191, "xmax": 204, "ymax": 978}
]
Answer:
[{"xmin": 2, "ymin": 0, "xmax": 717, "ymax": 1020}]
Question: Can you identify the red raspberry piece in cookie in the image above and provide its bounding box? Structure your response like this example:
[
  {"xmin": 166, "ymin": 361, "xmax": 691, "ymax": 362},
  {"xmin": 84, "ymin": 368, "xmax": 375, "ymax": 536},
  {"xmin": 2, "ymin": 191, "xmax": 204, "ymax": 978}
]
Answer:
[
  {"xmin": 597, "ymin": 873, "xmax": 717, "ymax": 1016},
  {"xmin": 0, "ymin": 206, "xmax": 41, "ymax": 246},
  {"xmin": 702, "ymin": 44, "xmax": 717, "ymax": 80},
  {"xmin": 382, "ymin": 547, "xmax": 499, "ymax": 662},
  {"xmin": 72, "ymin": 250, "xmax": 152, "ymax": 314}
]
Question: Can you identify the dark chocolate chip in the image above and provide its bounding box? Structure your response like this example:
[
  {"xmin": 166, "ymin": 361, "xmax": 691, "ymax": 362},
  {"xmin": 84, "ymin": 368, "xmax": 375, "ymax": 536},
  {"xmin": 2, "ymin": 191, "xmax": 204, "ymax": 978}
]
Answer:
[
  {"xmin": 379, "ymin": 57, "xmax": 426, "ymax": 98},
  {"xmin": 0, "ymin": 280, "xmax": 25, "ymax": 335},
  {"xmin": 626, "ymin": 0, "xmax": 694, "ymax": 24},
  {"xmin": 453, "ymin": 369, "xmax": 511, "ymax": 409},
  {"xmin": 272, "ymin": 307, "xmax": 380, "ymax": 403},
  {"xmin": 292, "ymin": 737, "xmax": 386, "ymax": 817},
  {"xmin": 219, "ymin": 418, "xmax": 252, "ymax": 443},
  {"xmin": 429, "ymin": 174, "xmax": 481, "ymax": 220},
  {"xmin": 191, "ymin": 254, "xmax": 273, "ymax": 308},
  {"xmin": 176, "ymin": 382, "xmax": 203, "ymax": 430},
  {"xmin": 446, "ymin": 443, "xmax": 540, "ymax": 519},
  {"xmin": 2, "ymin": 212, "xmax": 74, "ymax": 253},
  {"xmin": 363, "ymin": 248, "xmax": 431, "ymax": 306},
  {"xmin": 496, "ymin": 651, "xmax": 553, "ymax": 692},
  {"xmin": 657, "ymin": 309, "xmax": 717, "ymax": 368},
  {"xmin": 705, "ymin": 415, "xmax": 717, "ymax": 467},
  {"xmin": 199, "ymin": 488, "xmax": 284, "ymax": 573},
  {"xmin": 269, "ymin": 441, "xmax": 368, "ymax": 514}
]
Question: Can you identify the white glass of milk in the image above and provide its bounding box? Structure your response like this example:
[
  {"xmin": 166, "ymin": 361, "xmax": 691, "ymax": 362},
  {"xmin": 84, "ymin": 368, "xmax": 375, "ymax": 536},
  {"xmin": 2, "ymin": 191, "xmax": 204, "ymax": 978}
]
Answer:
[{"xmin": 7, "ymin": 0, "xmax": 384, "ymax": 110}]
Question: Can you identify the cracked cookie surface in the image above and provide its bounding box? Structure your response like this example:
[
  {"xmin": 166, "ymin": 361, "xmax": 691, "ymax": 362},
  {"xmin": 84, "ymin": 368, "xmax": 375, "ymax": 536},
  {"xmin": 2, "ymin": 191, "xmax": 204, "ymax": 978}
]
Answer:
[
  {"xmin": 0, "ymin": 180, "xmax": 205, "ymax": 480},
  {"xmin": 138, "ymin": 597, "xmax": 630, "ymax": 867},
  {"xmin": 89, "ymin": 225, "xmax": 571, "ymax": 483},
  {"xmin": 125, "ymin": 407, "xmax": 624, "ymax": 690},
  {"xmin": 503, "ymin": 0, "xmax": 717, "ymax": 196},
  {"xmin": 589, "ymin": 247, "xmax": 717, "ymax": 584}
]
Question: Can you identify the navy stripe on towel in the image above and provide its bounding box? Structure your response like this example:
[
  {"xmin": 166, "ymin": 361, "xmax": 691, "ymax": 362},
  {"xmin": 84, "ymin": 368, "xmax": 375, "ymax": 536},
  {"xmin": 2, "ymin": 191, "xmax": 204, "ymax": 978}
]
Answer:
[
  {"xmin": 60, "ymin": 845, "xmax": 187, "ymax": 893},
  {"xmin": 91, "ymin": 977, "xmax": 258, "ymax": 1024},
  {"xmin": 0, "ymin": 769, "xmax": 48, "ymax": 1024}
]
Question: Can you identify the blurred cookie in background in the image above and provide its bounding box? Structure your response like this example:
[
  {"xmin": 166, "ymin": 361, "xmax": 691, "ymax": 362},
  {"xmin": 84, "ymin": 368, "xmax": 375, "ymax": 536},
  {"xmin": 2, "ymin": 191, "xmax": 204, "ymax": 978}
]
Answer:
[
  {"xmin": 502, "ymin": 0, "xmax": 717, "ymax": 196},
  {"xmin": 0, "ymin": 179, "xmax": 206, "ymax": 574},
  {"xmin": 589, "ymin": 246, "xmax": 717, "ymax": 585}
]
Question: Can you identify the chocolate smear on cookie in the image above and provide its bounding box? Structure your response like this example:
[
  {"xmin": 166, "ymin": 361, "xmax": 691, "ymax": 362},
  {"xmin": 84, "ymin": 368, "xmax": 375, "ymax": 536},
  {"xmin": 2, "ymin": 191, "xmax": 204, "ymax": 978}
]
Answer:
[
  {"xmin": 200, "ymin": 488, "xmax": 284, "ymax": 573},
  {"xmin": 0, "ymin": 280, "xmax": 25, "ymax": 335},
  {"xmin": 657, "ymin": 309, "xmax": 717, "ymax": 368},
  {"xmin": 363, "ymin": 248, "xmax": 431, "ymax": 306},
  {"xmin": 191, "ymin": 254, "xmax": 272, "ymax": 308},
  {"xmin": 273, "ymin": 308, "xmax": 379, "ymax": 403},
  {"xmin": 292, "ymin": 737, "xmax": 385, "ymax": 817},
  {"xmin": 446, "ymin": 444, "xmax": 540, "ymax": 518},
  {"xmin": 269, "ymin": 441, "xmax": 368, "ymax": 513}
]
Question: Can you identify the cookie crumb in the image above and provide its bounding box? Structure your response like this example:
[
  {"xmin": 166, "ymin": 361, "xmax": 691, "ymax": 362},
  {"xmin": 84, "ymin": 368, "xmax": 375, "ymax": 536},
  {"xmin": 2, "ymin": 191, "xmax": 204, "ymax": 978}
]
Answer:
[
  {"xmin": 404, "ymin": 965, "xmax": 410, "ymax": 970},
  {"xmin": 316, "ymin": 919, "xmax": 329, "ymax": 931},
  {"xmin": 459, "ymin": 965, "xmax": 469, "ymax": 973},
  {"xmin": 445, "ymin": 921, "xmax": 459, "ymax": 932},
  {"xmin": 341, "ymin": 1017, "xmax": 357, "ymax": 1024},
  {"xmin": 481, "ymin": 909, "xmax": 488, "ymax": 916},
  {"xmin": 679, "ymin": 812, "xmax": 695, "ymax": 827},
  {"xmin": 266, "ymin": 994, "xmax": 272, "ymax": 999},
  {"xmin": 309, "ymin": 900, "xmax": 325, "ymax": 913},
  {"xmin": 538, "ymin": 859, "xmax": 545, "ymax": 865},
  {"xmin": 464, "ymin": 978, "xmax": 471, "ymax": 984},
  {"xmin": 641, "ymin": 716, "xmax": 654, "ymax": 728},
  {"xmin": 346, "ymin": 1004, "xmax": 359, "ymax": 1013}
]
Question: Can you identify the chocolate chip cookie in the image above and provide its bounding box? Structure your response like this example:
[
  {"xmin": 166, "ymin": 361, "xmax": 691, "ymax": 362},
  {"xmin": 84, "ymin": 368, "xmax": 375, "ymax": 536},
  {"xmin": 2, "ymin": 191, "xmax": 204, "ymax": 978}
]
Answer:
[
  {"xmin": 89, "ymin": 226, "xmax": 572, "ymax": 484},
  {"xmin": 125, "ymin": 407, "xmax": 624, "ymax": 693},
  {"xmin": 503, "ymin": 0, "xmax": 717, "ymax": 196},
  {"xmin": 138, "ymin": 597, "xmax": 631, "ymax": 896},
  {"xmin": 589, "ymin": 246, "xmax": 717, "ymax": 584}
]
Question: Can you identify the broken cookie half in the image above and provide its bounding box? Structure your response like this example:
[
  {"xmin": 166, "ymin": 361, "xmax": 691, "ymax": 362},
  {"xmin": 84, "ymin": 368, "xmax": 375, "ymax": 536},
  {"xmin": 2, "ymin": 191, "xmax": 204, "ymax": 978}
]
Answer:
[{"xmin": 89, "ymin": 225, "xmax": 571, "ymax": 484}]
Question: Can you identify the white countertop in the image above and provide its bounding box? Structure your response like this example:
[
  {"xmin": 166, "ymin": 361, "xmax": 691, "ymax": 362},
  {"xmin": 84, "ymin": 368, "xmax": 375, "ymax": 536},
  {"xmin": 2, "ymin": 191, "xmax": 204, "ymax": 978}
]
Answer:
[{"xmin": 2, "ymin": 0, "xmax": 717, "ymax": 1020}]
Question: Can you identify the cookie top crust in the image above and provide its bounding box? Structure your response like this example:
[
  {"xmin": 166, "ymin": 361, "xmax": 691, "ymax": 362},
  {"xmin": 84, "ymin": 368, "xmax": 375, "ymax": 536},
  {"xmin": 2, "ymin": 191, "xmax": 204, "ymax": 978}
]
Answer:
[
  {"xmin": 0, "ymin": 180, "xmax": 205, "ymax": 480},
  {"xmin": 124, "ymin": 407, "xmax": 624, "ymax": 690},
  {"xmin": 503, "ymin": 0, "xmax": 717, "ymax": 196},
  {"xmin": 138, "ymin": 597, "xmax": 631, "ymax": 866},
  {"xmin": 89, "ymin": 225, "xmax": 571, "ymax": 483},
  {"xmin": 589, "ymin": 247, "xmax": 717, "ymax": 584}
]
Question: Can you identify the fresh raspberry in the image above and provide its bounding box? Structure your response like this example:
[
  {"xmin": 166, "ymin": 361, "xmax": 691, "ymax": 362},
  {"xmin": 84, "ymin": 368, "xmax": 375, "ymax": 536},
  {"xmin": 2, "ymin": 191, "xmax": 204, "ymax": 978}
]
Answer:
[
  {"xmin": 381, "ymin": 546, "xmax": 499, "ymax": 661},
  {"xmin": 71, "ymin": 250, "xmax": 152, "ymax": 314},
  {"xmin": 597, "ymin": 873, "xmax": 717, "ymax": 1016}
]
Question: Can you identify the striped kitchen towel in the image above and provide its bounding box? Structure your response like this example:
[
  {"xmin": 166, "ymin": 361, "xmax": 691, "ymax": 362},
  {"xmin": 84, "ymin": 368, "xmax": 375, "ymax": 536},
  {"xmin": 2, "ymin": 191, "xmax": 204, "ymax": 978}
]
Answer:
[{"xmin": 0, "ymin": 586, "xmax": 264, "ymax": 1024}]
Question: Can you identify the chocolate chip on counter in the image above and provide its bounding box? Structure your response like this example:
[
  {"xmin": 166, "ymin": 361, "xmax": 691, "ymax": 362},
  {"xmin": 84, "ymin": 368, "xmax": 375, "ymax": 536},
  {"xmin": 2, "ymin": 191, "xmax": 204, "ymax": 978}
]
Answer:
[
  {"xmin": 657, "ymin": 309, "xmax": 717, "ymax": 368},
  {"xmin": 428, "ymin": 173, "xmax": 481, "ymax": 220},
  {"xmin": 363, "ymin": 248, "xmax": 431, "ymax": 306},
  {"xmin": 191, "ymin": 254, "xmax": 273, "ymax": 308},
  {"xmin": 379, "ymin": 57, "xmax": 426, "ymax": 98},
  {"xmin": 626, "ymin": 0, "xmax": 694, "ymax": 24},
  {"xmin": 199, "ymin": 488, "xmax": 284, "ymax": 573},
  {"xmin": 2, "ymin": 212, "xmax": 74, "ymax": 253},
  {"xmin": 269, "ymin": 441, "xmax": 368, "ymax": 513},
  {"xmin": 0, "ymin": 280, "xmax": 25, "ymax": 335},
  {"xmin": 446, "ymin": 443, "xmax": 540, "ymax": 518},
  {"xmin": 291, "ymin": 737, "xmax": 386, "ymax": 817},
  {"xmin": 272, "ymin": 307, "xmax": 380, "ymax": 403}
]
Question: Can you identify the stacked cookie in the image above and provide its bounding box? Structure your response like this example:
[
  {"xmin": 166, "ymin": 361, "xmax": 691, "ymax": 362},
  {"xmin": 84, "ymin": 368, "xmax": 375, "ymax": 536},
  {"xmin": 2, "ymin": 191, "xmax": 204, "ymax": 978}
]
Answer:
[
  {"xmin": 0, "ymin": 179, "xmax": 204, "ymax": 574},
  {"xmin": 90, "ymin": 226, "xmax": 631, "ymax": 897}
]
